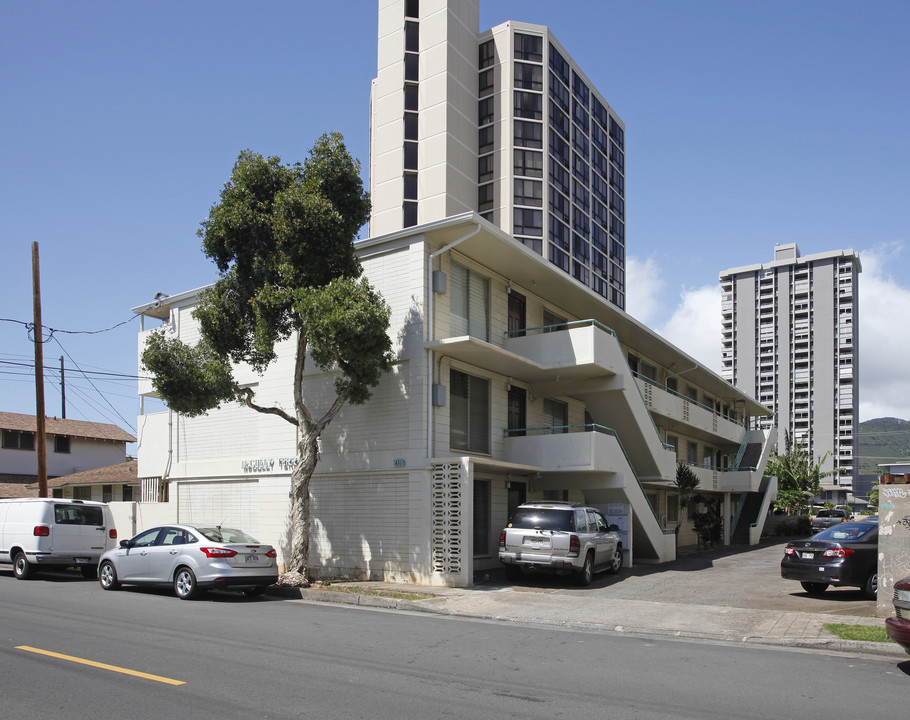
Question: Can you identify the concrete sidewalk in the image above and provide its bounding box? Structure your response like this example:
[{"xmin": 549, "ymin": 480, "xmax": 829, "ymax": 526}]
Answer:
[{"xmin": 286, "ymin": 541, "xmax": 907, "ymax": 660}]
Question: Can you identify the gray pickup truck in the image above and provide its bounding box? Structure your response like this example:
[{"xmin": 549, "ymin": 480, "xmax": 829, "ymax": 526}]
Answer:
[{"xmin": 811, "ymin": 509, "xmax": 849, "ymax": 531}]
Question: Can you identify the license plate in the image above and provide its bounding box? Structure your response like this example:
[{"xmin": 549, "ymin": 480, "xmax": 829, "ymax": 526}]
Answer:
[
  {"xmin": 73, "ymin": 557, "xmax": 91, "ymax": 564},
  {"xmin": 524, "ymin": 537, "xmax": 544, "ymax": 546},
  {"xmin": 245, "ymin": 555, "xmax": 260, "ymax": 563},
  {"xmin": 801, "ymin": 552, "xmax": 815, "ymax": 559}
]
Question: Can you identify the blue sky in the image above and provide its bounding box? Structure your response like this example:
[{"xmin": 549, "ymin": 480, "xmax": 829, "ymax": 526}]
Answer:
[{"xmin": 2, "ymin": 0, "xmax": 908, "ymax": 448}]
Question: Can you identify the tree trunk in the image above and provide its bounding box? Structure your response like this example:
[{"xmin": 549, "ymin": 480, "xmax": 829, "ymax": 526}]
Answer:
[{"xmin": 281, "ymin": 430, "xmax": 320, "ymax": 586}]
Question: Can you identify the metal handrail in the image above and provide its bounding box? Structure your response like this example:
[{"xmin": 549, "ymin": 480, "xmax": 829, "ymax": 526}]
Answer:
[
  {"xmin": 504, "ymin": 422, "xmax": 666, "ymax": 531},
  {"xmin": 504, "ymin": 318, "xmax": 617, "ymax": 338}
]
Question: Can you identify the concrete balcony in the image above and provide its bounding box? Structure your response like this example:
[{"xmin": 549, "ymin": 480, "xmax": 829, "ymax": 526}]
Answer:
[{"xmin": 636, "ymin": 378, "xmax": 746, "ymax": 446}]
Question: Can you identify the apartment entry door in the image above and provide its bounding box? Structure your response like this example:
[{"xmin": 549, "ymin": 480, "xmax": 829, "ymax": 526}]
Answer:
[
  {"xmin": 507, "ymin": 482, "xmax": 527, "ymax": 520},
  {"xmin": 508, "ymin": 290, "xmax": 526, "ymax": 337}
]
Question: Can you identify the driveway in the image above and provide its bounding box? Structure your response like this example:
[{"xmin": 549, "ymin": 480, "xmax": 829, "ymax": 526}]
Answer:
[{"xmin": 495, "ymin": 538, "xmax": 878, "ymax": 618}]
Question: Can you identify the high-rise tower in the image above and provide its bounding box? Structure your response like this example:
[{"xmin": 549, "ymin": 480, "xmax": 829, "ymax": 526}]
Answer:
[
  {"xmin": 720, "ymin": 244, "xmax": 861, "ymax": 501},
  {"xmin": 370, "ymin": 0, "xmax": 627, "ymax": 309}
]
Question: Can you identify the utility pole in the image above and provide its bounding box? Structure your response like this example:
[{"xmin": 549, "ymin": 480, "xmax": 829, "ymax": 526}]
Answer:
[
  {"xmin": 32, "ymin": 242, "xmax": 48, "ymax": 498},
  {"xmin": 60, "ymin": 356, "xmax": 66, "ymax": 419}
]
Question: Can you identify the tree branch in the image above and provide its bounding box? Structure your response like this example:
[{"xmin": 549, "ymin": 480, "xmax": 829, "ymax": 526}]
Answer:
[{"xmin": 240, "ymin": 387, "xmax": 298, "ymax": 426}]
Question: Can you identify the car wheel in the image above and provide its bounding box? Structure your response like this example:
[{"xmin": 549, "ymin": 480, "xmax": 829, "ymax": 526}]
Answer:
[
  {"xmin": 607, "ymin": 545, "xmax": 623, "ymax": 574},
  {"xmin": 576, "ymin": 552, "xmax": 594, "ymax": 586},
  {"xmin": 99, "ymin": 561, "xmax": 121, "ymax": 590},
  {"xmin": 863, "ymin": 572, "xmax": 878, "ymax": 599},
  {"xmin": 244, "ymin": 585, "xmax": 268, "ymax": 597},
  {"xmin": 174, "ymin": 567, "xmax": 200, "ymax": 600},
  {"xmin": 504, "ymin": 565, "xmax": 523, "ymax": 582},
  {"xmin": 800, "ymin": 581, "xmax": 829, "ymax": 595},
  {"xmin": 13, "ymin": 551, "xmax": 34, "ymax": 580}
]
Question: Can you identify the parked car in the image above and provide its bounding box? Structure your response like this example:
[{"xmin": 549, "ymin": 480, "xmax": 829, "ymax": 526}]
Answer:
[
  {"xmin": 780, "ymin": 520, "xmax": 878, "ymax": 598},
  {"xmin": 885, "ymin": 575, "xmax": 910, "ymax": 654},
  {"xmin": 0, "ymin": 498, "xmax": 117, "ymax": 579},
  {"xmin": 98, "ymin": 524, "xmax": 277, "ymax": 600},
  {"xmin": 810, "ymin": 508, "xmax": 849, "ymax": 531},
  {"xmin": 499, "ymin": 501, "xmax": 622, "ymax": 585}
]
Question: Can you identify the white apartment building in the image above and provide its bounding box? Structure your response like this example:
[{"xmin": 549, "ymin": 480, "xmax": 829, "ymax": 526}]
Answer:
[
  {"xmin": 720, "ymin": 243, "xmax": 861, "ymax": 503},
  {"xmin": 370, "ymin": 0, "xmax": 627, "ymax": 309},
  {"xmin": 134, "ymin": 215, "xmax": 775, "ymax": 586}
]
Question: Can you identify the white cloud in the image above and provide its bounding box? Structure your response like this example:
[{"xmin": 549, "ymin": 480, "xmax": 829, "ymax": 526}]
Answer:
[
  {"xmin": 857, "ymin": 242, "xmax": 910, "ymax": 421},
  {"xmin": 652, "ymin": 285, "xmax": 723, "ymax": 375},
  {"xmin": 629, "ymin": 242, "xmax": 910, "ymax": 423},
  {"xmin": 625, "ymin": 255, "xmax": 665, "ymax": 326}
]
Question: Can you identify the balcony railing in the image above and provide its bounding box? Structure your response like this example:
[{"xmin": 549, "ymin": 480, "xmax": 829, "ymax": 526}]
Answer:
[{"xmin": 504, "ymin": 318, "xmax": 617, "ymax": 338}]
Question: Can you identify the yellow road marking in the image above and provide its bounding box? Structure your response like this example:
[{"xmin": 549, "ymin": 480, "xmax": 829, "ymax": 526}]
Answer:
[{"xmin": 15, "ymin": 646, "xmax": 186, "ymax": 686}]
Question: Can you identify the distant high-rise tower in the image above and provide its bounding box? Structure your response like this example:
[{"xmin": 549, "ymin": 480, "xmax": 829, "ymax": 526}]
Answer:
[
  {"xmin": 369, "ymin": 0, "xmax": 627, "ymax": 309},
  {"xmin": 720, "ymin": 244, "xmax": 861, "ymax": 501}
]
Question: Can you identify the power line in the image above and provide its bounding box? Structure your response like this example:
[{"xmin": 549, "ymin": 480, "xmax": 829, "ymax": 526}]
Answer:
[{"xmin": 0, "ymin": 314, "xmax": 140, "ymax": 343}]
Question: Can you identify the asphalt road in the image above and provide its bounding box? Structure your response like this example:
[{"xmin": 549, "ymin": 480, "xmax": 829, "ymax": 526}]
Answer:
[
  {"xmin": 0, "ymin": 567, "xmax": 905, "ymax": 720},
  {"xmin": 501, "ymin": 538, "xmax": 879, "ymax": 616}
]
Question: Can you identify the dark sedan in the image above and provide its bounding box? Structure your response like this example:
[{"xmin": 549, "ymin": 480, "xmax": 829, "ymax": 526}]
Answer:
[{"xmin": 780, "ymin": 520, "xmax": 878, "ymax": 598}]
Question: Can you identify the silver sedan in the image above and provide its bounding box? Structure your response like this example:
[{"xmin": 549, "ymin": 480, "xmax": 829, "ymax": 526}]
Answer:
[{"xmin": 98, "ymin": 524, "xmax": 278, "ymax": 600}]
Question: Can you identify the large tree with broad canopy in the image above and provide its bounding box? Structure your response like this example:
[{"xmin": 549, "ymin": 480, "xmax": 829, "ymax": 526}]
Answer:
[{"xmin": 142, "ymin": 133, "xmax": 394, "ymax": 586}]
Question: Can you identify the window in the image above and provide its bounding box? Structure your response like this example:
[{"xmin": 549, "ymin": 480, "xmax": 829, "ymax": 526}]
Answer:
[
  {"xmin": 514, "ymin": 62, "xmax": 542, "ymax": 90},
  {"xmin": 405, "ymin": 20, "xmax": 419, "ymax": 52},
  {"xmin": 543, "ymin": 398, "xmax": 568, "ymax": 433},
  {"xmin": 473, "ymin": 479, "xmax": 491, "ymax": 556},
  {"xmin": 549, "ymin": 159, "xmax": 570, "ymax": 195},
  {"xmin": 2, "ymin": 429, "xmax": 35, "ymax": 450},
  {"xmin": 549, "ymin": 44, "xmax": 569, "ymax": 85},
  {"xmin": 403, "ymin": 201, "xmax": 417, "ymax": 227},
  {"xmin": 514, "ymin": 33, "xmax": 542, "ymax": 62},
  {"xmin": 404, "ymin": 111, "xmax": 418, "ymax": 141},
  {"xmin": 478, "ymin": 183, "xmax": 493, "ymax": 212},
  {"xmin": 549, "ymin": 245, "xmax": 569, "ymax": 273},
  {"xmin": 549, "ymin": 72, "xmax": 569, "ymax": 111},
  {"xmin": 549, "ymin": 217, "xmax": 570, "ymax": 253},
  {"xmin": 543, "ymin": 308, "xmax": 567, "ymax": 332},
  {"xmin": 549, "ymin": 102, "xmax": 570, "ymax": 139},
  {"xmin": 478, "ymin": 97, "xmax": 494, "ymax": 126},
  {"xmin": 513, "ymin": 208, "xmax": 542, "ymax": 237},
  {"xmin": 405, "ymin": 0, "xmax": 418, "ymax": 18},
  {"xmin": 122, "ymin": 485, "xmax": 133, "ymax": 502},
  {"xmin": 450, "ymin": 261, "xmax": 489, "ymax": 341},
  {"xmin": 687, "ymin": 442, "xmax": 698, "ymax": 465},
  {"xmin": 479, "ymin": 68, "xmax": 494, "ymax": 96},
  {"xmin": 514, "ymin": 179, "xmax": 542, "ymax": 207},
  {"xmin": 403, "ymin": 141, "xmax": 418, "ymax": 170},
  {"xmin": 72, "ymin": 486, "xmax": 92, "ymax": 501},
  {"xmin": 54, "ymin": 435, "xmax": 70, "ymax": 453},
  {"xmin": 403, "ymin": 172, "xmax": 417, "ymax": 200},
  {"xmin": 514, "ymin": 91, "xmax": 542, "ymax": 120},
  {"xmin": 479, "ymin": 39, "xmax": 495, "ymax": 69},
  {"xmin": 55, "ymin": 502, "xmax": 103, "ymax": 525},
  {"xmin": 478, "ymin": 125, "xmax": 494, "ymax": 154},
  {"xmin": 478, "ymin": 155, "xmax": 494, "ymax": 183},
  {"xmin": 667, "ymin": 494, "xmax": 679, "ymax": 524},
  {"xmin": 639, "ymin": 361, "xmax": 657, "ymax": 381},
  {"xmin": 514, "ymin": 149, "xmax": 542, "ymax": 178},
  {"xmin": 549, "ymin": 129, "xmax": 569, "ymax": 167},
  {"xmin": 514, "ymin": 120, "xmax": 542, "ymax": 149},
  {"xmin": 404, "ymin": 83, "xmax": 418, "ymax": 111},
  {"xmin": 572, "ymin": 70, "xmax": 589, "ymax": 105},
  {"xmin": 102, "ymin": 484, "xmax": 113, "ymax": 503},
  {"xmin": 450, "ymin": 369, "xmax": 490, "ymax": 453},
  {"xmin": 404, "ymin": 53, "xmax": 419, "ymax": 82},
  {"xmin": 549, "ymin": 187, "xmax": 569, "ymax": 222}
]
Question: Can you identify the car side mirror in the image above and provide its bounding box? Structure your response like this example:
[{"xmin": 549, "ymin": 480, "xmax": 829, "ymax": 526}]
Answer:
[
  {"xmin": 609, "ymin": 524, "xmax": 620, "ymax": 532},
  {"xmin": 119, "ymin": 539, "xmax": 132, "ymax": 548}
]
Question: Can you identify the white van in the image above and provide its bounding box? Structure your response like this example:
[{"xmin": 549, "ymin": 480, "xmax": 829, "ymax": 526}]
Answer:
[{"xmin": 0, "ymin": 498, "xmax": 118, "ymax": 579}]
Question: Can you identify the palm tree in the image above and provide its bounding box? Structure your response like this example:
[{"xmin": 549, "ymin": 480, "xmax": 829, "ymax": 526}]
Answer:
[{"xmin": 674, "ymin": 462, "xmax": 700, "ymax": 549}]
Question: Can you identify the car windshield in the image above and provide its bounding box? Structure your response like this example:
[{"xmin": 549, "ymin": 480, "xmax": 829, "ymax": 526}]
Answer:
[
  {"xmin": 816, "ymin": 510, "xmax": 842, "ymax": 518},
  {"xmin": 195, "ymin": 527, "xmax": 260, "ymax": 544},
  {"xmin": 508, "ymin": 508, "xmax": 574, "ymax": 531},
  {"xmin": 813, "ymin": 523, "xmax": 876, "ymax": 542}
]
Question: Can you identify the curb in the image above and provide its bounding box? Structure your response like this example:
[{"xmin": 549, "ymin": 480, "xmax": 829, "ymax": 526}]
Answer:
[{"xmin": 288, "ymin": 587, "xmax": 908, "ymax": 659}]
